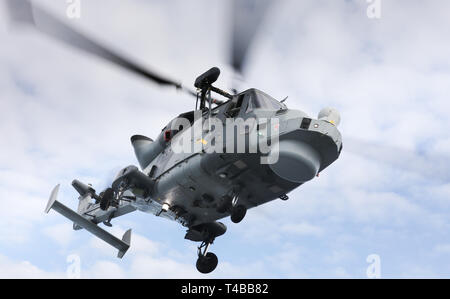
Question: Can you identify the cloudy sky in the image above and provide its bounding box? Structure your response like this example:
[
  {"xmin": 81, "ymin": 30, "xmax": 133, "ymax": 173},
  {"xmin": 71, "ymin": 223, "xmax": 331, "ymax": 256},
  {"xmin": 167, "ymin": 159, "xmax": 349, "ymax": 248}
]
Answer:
[{"xmin": 1, "ymin": 0, "xmax": 450, "ymax": 278}]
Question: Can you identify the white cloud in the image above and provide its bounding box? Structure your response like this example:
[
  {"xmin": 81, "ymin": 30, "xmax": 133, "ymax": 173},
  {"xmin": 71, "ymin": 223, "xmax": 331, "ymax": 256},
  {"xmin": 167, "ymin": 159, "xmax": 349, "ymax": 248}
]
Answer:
[
  {"xmin": 0, "ymin": 254, "xmax": 63, "ymax": 279},
  {"xmin": 281, "ymin": 222, "xmax": 323, "ymax": 236},
  {"xmin": 434, "ymin": 244, "xmax": 450, "ymax": 255},
  {"xmin": 43, "ymin": 222, "xmax": 77, "ymax": 248},
  {"xmin": 82, "ymin": 260, "xmax": 125, "ymax": 279}
]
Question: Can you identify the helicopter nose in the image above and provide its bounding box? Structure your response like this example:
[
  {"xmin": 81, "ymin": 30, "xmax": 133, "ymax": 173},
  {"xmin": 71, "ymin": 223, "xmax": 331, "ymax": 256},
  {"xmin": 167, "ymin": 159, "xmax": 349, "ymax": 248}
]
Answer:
[{"xmin": 267, "ymin": 139, "xmax": 321, "ymax": 183}]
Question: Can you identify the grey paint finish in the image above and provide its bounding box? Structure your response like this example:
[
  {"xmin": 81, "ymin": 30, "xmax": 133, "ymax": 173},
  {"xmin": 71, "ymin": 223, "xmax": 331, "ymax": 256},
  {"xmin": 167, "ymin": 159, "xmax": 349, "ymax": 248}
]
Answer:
[{"xmin": 124, "ymin": 89, "xmax": 342, "ymax": 228}]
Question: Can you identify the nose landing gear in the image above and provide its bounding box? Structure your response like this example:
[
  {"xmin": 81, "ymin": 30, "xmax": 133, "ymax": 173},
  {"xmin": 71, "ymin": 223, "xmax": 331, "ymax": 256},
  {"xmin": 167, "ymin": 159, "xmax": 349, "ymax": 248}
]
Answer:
[
  {"xmin": 231, "ymin": 204, "xmax": 247, "ymax": 223},
  {"xmin": 217, "ymin": 194, "xmax": 248, "ymax": 224}
]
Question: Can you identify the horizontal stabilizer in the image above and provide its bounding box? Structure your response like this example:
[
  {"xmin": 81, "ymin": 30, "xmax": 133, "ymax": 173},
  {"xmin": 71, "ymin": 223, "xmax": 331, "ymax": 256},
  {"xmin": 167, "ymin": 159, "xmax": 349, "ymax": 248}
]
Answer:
[{"xmin": 45, "ymin": 185, "xmax": 132, "ymax": 258}]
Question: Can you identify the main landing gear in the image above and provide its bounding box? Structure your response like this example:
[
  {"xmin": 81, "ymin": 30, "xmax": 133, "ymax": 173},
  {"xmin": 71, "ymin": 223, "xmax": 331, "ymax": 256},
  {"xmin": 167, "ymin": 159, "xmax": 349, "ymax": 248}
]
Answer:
[
  {"xmin": 185, "ymin": 222, "xmax": 227, "ymax": 274},
  {"xmin": 196, "ymin": 241, "xmax": 218, "ymax": 274}
]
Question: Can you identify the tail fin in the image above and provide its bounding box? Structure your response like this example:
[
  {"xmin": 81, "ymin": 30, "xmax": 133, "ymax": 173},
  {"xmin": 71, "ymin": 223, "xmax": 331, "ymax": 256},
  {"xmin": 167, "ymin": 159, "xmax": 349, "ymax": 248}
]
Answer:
[{"xmin": 131, "ymin": 135, "xmax": 164, "ymax": 169}]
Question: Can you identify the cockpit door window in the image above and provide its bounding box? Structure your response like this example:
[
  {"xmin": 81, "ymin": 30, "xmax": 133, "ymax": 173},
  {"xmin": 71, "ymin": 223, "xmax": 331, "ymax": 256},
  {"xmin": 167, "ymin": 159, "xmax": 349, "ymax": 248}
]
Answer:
[
  {"xmin": 226, "ymin": 94, "xmax": 246, "ymax": 117},
  {"xmin": 254, "ymin": 91, "xmax": 283, "ymax": 110},
  {"xmin": 245, "ymin": 94, "xmax": 254, "ymax": 113}
]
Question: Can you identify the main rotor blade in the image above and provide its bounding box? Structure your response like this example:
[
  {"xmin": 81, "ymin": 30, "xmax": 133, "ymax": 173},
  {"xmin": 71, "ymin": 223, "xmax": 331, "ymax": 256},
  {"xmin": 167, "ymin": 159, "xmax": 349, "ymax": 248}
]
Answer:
[
  {"xmin": 344, "ymin": 137, "xmax": 450, "ymax": 183},
  {"xmin": 230, "ymin": 0, "xmax": 272, "ymax": 73},
  {"xmin": 6, "ymin": 0, "xmax": 190, "ymax": 92}
]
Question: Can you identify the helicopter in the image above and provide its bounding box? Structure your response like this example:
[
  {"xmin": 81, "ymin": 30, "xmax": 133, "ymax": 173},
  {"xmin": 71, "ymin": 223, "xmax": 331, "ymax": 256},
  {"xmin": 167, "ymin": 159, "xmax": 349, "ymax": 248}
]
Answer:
[
  {"xmin": 7, "ymin": 0, "xmax": 344, "ymax": 274},
  {"xmin": 45, "ymin": 68, "xmax": 342, "ymax": 274}
]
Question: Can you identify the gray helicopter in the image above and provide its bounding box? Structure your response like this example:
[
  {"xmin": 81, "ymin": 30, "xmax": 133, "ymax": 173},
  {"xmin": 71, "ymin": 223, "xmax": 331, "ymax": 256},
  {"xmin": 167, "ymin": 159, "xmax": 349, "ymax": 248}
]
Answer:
[
  {"xmin": 45, "ymin": 66, "xmax": 342, "ymax": 273},
  {"xmin": 9, "ymin": 0, "xmax": 342, "ymax": 273}
]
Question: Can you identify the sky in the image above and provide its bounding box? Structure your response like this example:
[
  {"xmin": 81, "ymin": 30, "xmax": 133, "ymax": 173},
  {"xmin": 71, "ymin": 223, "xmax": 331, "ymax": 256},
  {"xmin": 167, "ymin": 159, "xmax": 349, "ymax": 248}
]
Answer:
[{"xmin": 1, "ymin": 0, "xmax": 450, "ymax": 278}]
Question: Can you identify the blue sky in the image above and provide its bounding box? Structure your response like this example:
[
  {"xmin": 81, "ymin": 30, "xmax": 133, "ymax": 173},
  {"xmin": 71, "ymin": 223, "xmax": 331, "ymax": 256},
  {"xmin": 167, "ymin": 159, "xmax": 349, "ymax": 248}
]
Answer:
[{"xmin": 1, "ymin": 0, "xmax": 450, "ymax": 278}]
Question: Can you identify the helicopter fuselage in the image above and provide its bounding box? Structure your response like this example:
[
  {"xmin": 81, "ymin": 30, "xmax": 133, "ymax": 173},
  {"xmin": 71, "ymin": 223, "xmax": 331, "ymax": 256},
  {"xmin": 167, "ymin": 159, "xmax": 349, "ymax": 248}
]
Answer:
[{"xmin": 129, "ymin": 89, "xmax": 343, "ymax": 227}]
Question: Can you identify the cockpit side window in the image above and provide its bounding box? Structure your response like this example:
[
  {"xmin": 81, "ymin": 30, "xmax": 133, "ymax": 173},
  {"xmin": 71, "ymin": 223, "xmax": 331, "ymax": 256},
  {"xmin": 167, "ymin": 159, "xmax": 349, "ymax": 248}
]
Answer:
[
  {"xmin": 245, "ymin": 93, "xmax": 254, "ymax": 113},
  {"xmin": 226, "ymin": 94, "xmax": 246, "ymax": 117},
  {"xmin": 178, "ymin": 111, "xmax": 195, "ymax": 125},
  {"xmin": 254, "ymin": 91, "xmax": 283, "ymax": 110},
  {"xmin": 162, "ymin": 111, "xmax": 195, "ymax": 142}
]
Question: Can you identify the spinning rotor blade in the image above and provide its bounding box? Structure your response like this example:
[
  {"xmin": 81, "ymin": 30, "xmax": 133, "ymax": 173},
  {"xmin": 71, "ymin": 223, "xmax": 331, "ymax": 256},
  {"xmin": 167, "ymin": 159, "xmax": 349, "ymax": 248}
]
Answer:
[
  {"xmin": 230, "ymin": 0, "xmax": 272, "ymax": 74},
  {"xmin": 344, "ymin": 137, "xmax": 450, "ymax": 183},
  {"xmin": 5, "ymin": 0, "xmax": 196, "ymax": 96}
]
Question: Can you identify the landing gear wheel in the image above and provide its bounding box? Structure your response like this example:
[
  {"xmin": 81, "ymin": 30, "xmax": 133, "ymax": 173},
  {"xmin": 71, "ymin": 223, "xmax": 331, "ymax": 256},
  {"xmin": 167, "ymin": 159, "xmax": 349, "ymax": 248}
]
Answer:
[
  {"xmin": 100, "ymin": 188, "xmax": 114, "ymax": 211},
  {"xmin": 231, "ymin": 205, "xmax": 247, "ymax": 223},
  {"xmin": 196, "ymin": 252, "xmax": 218, "ymax": 274}
]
